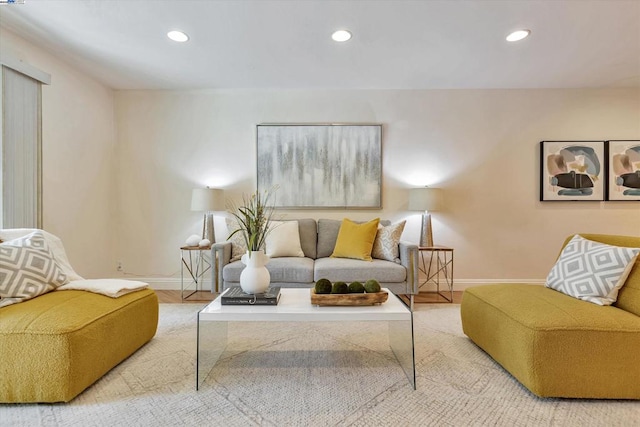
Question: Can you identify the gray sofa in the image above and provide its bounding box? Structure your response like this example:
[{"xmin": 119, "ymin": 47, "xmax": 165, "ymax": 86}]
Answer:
[{"xmin": 212, "ymin": 219, "xmax": 419, "ymax": 298}]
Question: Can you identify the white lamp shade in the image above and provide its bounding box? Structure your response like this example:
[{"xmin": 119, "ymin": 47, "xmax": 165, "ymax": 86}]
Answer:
[
  {"xmin": 191, "ymin": 188, "xmax": 225, "ymax": 212},
  {"xmin": 408, "ymin": 187, "xmax": 443, "ymax": 212}
]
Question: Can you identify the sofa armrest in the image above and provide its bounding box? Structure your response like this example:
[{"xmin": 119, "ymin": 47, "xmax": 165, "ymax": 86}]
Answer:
[
  {"xmin": 399, "ymin": 241, "xmax": 419, "ymax": 294},
  {"xmin": 212, "ymin": 242, "xmax": 232, "ymax": 291}
]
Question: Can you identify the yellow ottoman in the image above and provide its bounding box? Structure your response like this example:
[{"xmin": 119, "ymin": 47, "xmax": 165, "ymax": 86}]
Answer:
[
  {"xmin": 0, "ymin": 288, "xmax": 158, "ymax": 403},
  {"xmin": 461, "ymin": 284, "xmax": 640, "ymax": 399}
]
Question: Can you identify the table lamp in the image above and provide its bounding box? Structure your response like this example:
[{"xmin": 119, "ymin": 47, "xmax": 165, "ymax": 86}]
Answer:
[
  {"xmin": 191, "ymin": 187, "xmax": 225, "ymax": 244},
  {"xmin": 408, "ymin": 186, "xmax": 443, "ymax": 247}
]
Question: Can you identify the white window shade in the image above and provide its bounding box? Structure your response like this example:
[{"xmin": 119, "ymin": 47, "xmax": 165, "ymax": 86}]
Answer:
[{"xmin": 1, "ymin": 65, "xmax": 43, "ymax": 228}]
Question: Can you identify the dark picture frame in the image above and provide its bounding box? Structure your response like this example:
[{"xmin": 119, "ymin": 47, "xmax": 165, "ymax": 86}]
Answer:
[
  {"xmin": 540, "ymin": 140, "xmax": 606, "ymax": 201},
  {"xmin": 607, "ymin": 140, "xmax": 640, "ymax": 201},
  {"xmin": 256, "ymin": 124, "xmax": 382, "ymax": 209}
]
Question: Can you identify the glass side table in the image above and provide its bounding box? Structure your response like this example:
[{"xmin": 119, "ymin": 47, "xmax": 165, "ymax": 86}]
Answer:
[
  {"xmin": 418, "ymin": 245, "xmax": 454, "ymax": 302},
  {"xmin": 180, "ymin": 245, "xmax": 213, "ymax": 301}
]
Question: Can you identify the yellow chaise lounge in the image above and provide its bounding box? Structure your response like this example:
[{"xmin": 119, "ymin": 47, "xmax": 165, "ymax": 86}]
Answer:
[
  {"xmin": 461, "ymin": 234, "xmax": 640, "ymax": 399},
  {"xmin": 0, "ymin": 229, "xmax": 159, "ymax": 403},
  {"xmin": 0, "ymin": 289, "xmax": 158, "ymax": 403}
]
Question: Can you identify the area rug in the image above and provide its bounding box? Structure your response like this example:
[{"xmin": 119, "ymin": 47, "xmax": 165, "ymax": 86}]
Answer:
[{"xmin": 3, "ymin": 304, "xmax": 637, "ymax": 426}]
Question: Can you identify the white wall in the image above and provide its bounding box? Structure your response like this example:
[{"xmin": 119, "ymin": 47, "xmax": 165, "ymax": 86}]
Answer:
[
  {"xmin": 3, "ymin": 28, "xmax": 638, "ymax": 287},
  {"xmin": 0, "ymin": 28, "xmax": 117, "ymax": 277},
  {"xmin": 115, "ymin": 89, "xmax": 640, "ymax": 287}
]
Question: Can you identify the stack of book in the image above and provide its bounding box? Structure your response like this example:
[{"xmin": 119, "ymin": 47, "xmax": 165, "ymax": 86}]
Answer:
[{"xmin": 220, "ymin": 286, "xmax": 281, "ymax": 305}]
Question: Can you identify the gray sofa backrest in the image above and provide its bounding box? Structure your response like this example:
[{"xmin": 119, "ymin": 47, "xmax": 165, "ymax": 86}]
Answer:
[
  {"xmin": 316, "ymin": 218, "xmax": 390, "ymax": 259},
  {"xmin": 293, "ymin": 218, "xmax": 318, "ymax": 259}
]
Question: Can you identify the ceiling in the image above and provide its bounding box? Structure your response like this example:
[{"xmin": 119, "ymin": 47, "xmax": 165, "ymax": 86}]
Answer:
[{"xmin": 0, "ymin": 0, "xmax": 639, "ymax": 90}]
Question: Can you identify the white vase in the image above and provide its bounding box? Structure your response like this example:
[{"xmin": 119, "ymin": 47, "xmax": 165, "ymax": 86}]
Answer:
[{"xmin": 239, "ymin": 250, "xmax": 271, "ymax": 294}]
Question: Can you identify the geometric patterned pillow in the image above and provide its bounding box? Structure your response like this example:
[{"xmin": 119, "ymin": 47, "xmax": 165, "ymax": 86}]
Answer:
[
  {"xmin": 225, "ymin": 218, "xmax": 248, "ymax": 263},
  {"xmin": 545, "ymin": 234, "xmax": 640, "ymax": 305},
  {"xmin": 372, "ymin": 220, "xmax": 406, "ymax": 263},
  {"xmin": 0, "ymin": 231, "xmax": 68, "ymax": 308}
]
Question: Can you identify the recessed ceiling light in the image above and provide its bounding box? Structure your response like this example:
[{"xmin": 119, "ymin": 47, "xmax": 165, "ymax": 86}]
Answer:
[
  {"xmin": 331, "ymin": 30, "xmax": 352, "ymax": 42},
  {"xmin": 167, "ymin": 30, "xmax": 189, "ymax": 42},
  {"xmin": 506, "ymin": 29, "xmax": 531, "ymax": 42}
]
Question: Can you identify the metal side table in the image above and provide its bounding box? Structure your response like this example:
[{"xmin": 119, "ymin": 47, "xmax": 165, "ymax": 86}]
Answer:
[
  {"xmin": 180, "ymin": 245, "xmax": 213, "ymax": 301},
  {"xmin": 418, "ymin": 245, "xmax": 454, "ymax": 302}
]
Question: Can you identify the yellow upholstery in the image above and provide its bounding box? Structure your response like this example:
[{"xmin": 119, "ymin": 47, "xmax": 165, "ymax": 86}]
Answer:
[
  {"xmin": 0, "ymin": 288, "xmax": 158, "ymax": 403},
  {"xmin": 461, "ymin": 234, "xmax": 640, "ymax": 399}
]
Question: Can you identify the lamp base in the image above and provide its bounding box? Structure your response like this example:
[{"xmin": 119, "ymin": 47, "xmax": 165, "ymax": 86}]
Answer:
[
  {"xmin": 419, "ymin": 213, "xmax": 434, "ymax": 247},
  {"xmin": 202, "ymin": 212, "xmax": 215, "ymax": 244}
]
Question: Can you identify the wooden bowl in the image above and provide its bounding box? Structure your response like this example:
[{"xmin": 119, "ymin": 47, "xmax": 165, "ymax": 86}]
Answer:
[{"xmin": 310, "ymin": 288, "xmax": 388, "ymax": 306}]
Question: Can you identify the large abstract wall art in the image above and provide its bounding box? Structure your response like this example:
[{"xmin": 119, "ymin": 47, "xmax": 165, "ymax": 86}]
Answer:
[
  {"xmin": 608, "ymin": 140, "xmax": 640, "ymax": 201},
  {"xmin": 540, "ymin": 141, "xmax": 605, "ymax": 201},
  {"xmin": 256, "ymin": 124, "xmax": 382, "ymax": 208}
]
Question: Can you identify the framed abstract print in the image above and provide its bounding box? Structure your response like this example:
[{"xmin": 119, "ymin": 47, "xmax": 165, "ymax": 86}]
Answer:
[
  {"xmin": 607, "ymin": 140, "xmax": 640, "ymax": 201},
  {"xmin": 540, "ymin": 140, "xmax": 606, "ymax": 201},
  {"xmin": 256, "ymin": 124, "xmax": 382, "ymax": 209}
]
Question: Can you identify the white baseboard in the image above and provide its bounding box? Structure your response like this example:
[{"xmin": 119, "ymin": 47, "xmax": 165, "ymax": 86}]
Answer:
[
  {"xmin": 141, "ymin": 277, "xmax": 545, "ymax": 291},
  {"xmin": 443, "ymin": 279, "xmax": 544, "ymax": 291}
]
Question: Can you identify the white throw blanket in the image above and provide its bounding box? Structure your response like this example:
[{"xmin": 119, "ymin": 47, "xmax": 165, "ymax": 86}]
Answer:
[{"xmin": 57, "ymin": 279, "xmax": 149, "ymax": 298}]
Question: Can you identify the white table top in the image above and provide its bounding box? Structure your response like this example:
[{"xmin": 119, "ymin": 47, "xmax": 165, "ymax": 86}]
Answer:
[{"xmin": 198, "ymin": 288, "xmax": 411, "ymax": 322}]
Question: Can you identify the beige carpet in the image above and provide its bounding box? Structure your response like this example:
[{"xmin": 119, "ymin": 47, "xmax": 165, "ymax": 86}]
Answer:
[{"xmin": 4, "ymin": 304, "xmax": 638, "ymax": 426}]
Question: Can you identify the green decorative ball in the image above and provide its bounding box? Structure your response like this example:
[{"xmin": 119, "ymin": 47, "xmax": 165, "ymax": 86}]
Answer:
[
  {"xmin": 331, "ymin": 281, "xmax": 348, "ymax": 294},
  {"xmin": 348, "ymin": 281, "xmax": 365, "ymax": 293},
  {"xmin": 364, "ymin": 279, "xmax": 381, "ymax": 293},
  {"xmin": 315, "ymin": 278, "xmax": 332, "ymax": 294}
]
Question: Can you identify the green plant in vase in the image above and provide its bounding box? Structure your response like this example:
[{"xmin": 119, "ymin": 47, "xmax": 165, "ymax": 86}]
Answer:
[
  {"xmin": 228, "ymin": 188, "xmax": 277, "ymax": 254},
  {"xmin": 228, "ymin": 188, "xmax": 278, "ymax": 294}
]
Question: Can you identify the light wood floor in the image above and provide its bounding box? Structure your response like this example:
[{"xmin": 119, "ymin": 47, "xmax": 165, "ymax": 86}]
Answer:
[{"xmin": 155, "ymin": 289, "xmax": 463, "ymax": 304}]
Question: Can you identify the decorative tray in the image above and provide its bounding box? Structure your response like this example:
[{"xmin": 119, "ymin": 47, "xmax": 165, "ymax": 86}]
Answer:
[{"xmin": 310, "ymin": 289, "xmax": 388, "ymax": 306}]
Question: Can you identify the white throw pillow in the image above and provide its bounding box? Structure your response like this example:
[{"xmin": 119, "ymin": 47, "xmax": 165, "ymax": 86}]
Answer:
[
  {"xmin": 372, "ymin": 221, "xmax": 406, "ymax": 263},
  {"xmin": 0, "ymin": 231, "xmax": 68, "ymax": 307},
  {"xmin": 545, "ymin": 234, "xmax": 640, "ymax": 305},
  {"xmin": 265, "ymin": 221, "xmax": 305, "ymax": 258}
]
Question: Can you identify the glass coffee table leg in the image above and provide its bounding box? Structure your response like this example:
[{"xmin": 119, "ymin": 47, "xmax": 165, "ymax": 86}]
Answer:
[
  {"xmin": 388, "ymin": 313, "xmax": 416, "ymax": 390},
  {"xmin": 197, "ymin": 316, "xmax": 228, "ymax": 390}
]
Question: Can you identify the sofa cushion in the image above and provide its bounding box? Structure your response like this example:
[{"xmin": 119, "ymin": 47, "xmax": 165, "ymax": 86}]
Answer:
[
  {"xmin": 223, "ymin": 257, "xmax": 315, "ymax": 283},
  {"xmin": 318, "ymin": 218, "xmax": 391, "ymax": 259},
  {"xmin": 372, "ymin": 220, "xmax": 406, "ymax": 263},
  {"xmin": 314, "ymin": 257, "xmax": 406, "ymax": 283},
  {"xmin": 265, "ymin": 221, "xmax": 305, "ymax": 258},
  {"xmin": 331, "ymin": 218, "xmax": 380, "ymax": 261},
  {"xmin": 226, "ymin": 218, "xmax": 317, "ymax": 261},
  {"xmin": 0, "ymin": 231, "xmax": 68, "ymax": 307},
  {"xmin": 461, "ymin": 284, "xmax": 640, "ymax": 399},
  {"xmin": 0, "ymin": 288, "xmax": 158, "ymax": 402},
  {"xmin": 295, "ymin": 218, "xmax": 317, "ymax": 259},
  {"xmin": 546, "ymin": 235, "xmax": 639, "ymax": 305},
  {"xmin": 317, "ymin": 219, "xmax": 342, "ymax": 259}
]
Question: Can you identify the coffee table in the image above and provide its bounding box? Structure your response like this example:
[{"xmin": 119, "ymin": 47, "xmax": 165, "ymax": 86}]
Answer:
[{"xmin": 197, "ymin": 288, "xmax": 416, "ymax": 390}]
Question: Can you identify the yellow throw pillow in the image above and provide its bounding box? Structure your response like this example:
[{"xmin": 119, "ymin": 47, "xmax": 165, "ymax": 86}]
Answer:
[{"xmin": 331, "ymin": 218, "xmax": 380, "ymax": 261}]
